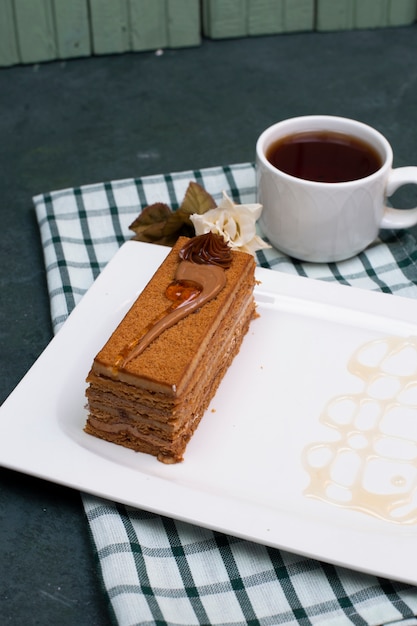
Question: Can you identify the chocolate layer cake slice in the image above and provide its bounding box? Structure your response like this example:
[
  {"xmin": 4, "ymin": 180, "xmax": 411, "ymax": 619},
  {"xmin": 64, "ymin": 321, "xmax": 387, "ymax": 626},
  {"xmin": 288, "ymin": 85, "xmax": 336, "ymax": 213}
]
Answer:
[{"xmin": 85, "ymin": 233, "xmax": 257, "ymax": 463}]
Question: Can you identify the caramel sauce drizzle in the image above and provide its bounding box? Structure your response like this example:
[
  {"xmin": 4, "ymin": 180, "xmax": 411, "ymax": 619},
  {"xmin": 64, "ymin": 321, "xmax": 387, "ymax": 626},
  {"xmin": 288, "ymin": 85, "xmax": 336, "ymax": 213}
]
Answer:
[{"xmin": 115, "ymin": 234, "xmax": 230, "ymax": 368}]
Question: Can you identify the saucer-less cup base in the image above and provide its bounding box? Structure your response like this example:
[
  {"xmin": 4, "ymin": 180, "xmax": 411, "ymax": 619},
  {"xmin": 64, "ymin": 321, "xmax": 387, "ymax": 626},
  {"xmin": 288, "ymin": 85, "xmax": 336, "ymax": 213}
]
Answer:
[{"xmin": 256, "ymin": 116, "xmax": 417, "ymax": 262}]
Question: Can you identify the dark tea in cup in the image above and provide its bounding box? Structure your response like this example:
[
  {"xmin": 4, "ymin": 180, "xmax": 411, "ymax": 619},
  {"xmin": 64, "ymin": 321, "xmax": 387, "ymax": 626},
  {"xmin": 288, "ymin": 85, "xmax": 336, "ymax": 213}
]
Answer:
[
  {"xmin": 266, "ymin": 130, "xmax": 383, "ymax": 183},
  {"xmin": 256, "ymin": 115, "xmax": 417, "ymax": 262}
]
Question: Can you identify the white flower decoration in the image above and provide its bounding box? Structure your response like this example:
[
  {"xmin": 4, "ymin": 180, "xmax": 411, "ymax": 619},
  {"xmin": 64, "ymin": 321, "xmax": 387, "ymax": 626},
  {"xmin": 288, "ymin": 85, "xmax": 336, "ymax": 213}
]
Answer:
[{"xmin": 190, "ymin": 191, "xmax": 271, "ymax": 255}]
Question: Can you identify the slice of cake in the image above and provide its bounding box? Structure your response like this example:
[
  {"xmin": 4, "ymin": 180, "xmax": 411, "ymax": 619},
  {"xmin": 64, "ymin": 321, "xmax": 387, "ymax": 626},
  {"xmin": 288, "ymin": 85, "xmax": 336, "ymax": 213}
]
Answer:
[{"xmin": 85, "ymin": 232, "xmax": 257, "ymax": 463}]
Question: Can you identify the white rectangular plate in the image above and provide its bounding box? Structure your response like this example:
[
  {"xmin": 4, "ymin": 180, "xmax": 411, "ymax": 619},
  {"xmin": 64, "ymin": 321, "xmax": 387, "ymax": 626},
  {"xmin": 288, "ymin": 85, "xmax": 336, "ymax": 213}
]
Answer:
[{"xmin": 2, "ymin": 241, "xmax": 417, "ymax": 585}]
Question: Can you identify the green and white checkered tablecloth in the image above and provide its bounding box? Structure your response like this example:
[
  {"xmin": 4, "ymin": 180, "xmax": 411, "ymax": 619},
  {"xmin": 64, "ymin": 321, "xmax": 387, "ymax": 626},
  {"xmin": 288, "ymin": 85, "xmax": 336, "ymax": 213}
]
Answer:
[{"xmin": 34, "ymin": 163, "xmax": 417, "ymax": 626}]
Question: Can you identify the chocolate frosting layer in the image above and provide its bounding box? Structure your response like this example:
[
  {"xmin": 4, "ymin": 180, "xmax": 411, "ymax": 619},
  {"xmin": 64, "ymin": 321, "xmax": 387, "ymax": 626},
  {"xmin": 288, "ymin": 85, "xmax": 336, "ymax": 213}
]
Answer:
[{"xmin": 179, "ymin": 232, "xmax": 232, "ymax": 268}]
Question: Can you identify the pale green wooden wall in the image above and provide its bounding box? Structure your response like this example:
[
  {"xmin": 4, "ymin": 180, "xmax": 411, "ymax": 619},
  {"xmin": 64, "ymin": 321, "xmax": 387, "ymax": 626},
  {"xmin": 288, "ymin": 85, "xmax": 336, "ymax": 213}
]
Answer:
[
  {"xmin": 202, "ymin": 0, "xmax": 416, "ymax": 38},
  {"xmin": 1, "ymin": 0, "xmax": 201, "ymax": 66},
  {"xmin": 202, "ymin": 0, "xmax": 315, "ymax": 38},
  {"xmin": 316, "ymin": 0, "xmax": 417, "ymax": 30},
  {"xmin": 1, "ymin": 0, "xmax": 416, "ymax": 67}
]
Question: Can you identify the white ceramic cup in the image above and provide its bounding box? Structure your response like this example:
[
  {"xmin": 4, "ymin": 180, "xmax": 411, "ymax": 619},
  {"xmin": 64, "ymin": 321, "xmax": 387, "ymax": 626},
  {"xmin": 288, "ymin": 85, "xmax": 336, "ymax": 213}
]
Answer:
[{"xmin": 256, "ymin": 115, "xmax": 417, "ymax": 262}]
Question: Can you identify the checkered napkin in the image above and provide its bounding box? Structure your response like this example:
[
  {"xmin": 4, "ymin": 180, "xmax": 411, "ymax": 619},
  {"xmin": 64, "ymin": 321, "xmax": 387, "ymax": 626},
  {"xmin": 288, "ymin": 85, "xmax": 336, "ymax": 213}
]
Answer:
[{"xmin": 33, "ymin": 163, "xmax": 417, "ymax": 626}]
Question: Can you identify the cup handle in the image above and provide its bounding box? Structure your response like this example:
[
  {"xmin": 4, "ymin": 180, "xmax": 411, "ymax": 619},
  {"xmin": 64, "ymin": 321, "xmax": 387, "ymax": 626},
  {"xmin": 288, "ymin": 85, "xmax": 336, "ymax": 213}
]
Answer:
[{"xmin": 380, "ymin": 166, "xmax": 417, "ymax": 229}]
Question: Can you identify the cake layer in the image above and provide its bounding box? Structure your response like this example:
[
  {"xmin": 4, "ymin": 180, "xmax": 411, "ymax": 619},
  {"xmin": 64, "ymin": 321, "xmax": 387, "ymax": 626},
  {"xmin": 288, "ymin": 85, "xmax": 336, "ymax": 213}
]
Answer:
[
  {"xmin": 85, "ymin": 234, "xmax": 257, "ymax": 463},
  {"xmin": 91, "ymin": 237, "xmax": 255, "ymax": 395},
  {"xmin": 86, "ymin": 290, "xmax": 254, "ymax": 449},
  {"xmin": 85, "ymin": 296, "xmax": 254, "ymax": 461}
]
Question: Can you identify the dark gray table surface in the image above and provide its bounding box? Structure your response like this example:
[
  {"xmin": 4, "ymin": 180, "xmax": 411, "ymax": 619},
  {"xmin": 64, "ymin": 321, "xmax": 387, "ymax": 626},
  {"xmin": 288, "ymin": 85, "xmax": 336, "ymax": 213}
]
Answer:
[{"xmin": 1, "ymin": 25, "xmax": 417, "ymax": 625}]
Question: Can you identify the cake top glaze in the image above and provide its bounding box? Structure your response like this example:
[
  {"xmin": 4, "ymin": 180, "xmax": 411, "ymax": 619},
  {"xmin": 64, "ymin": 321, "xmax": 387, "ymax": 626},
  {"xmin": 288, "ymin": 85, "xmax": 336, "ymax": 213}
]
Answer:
[
  {"xmin": 93, "ymin": 236, "xmax": 256, "ymax": 395},
  {"xmin": 118, "ymin": 234, "xmax": 230, "ymax": 366}
]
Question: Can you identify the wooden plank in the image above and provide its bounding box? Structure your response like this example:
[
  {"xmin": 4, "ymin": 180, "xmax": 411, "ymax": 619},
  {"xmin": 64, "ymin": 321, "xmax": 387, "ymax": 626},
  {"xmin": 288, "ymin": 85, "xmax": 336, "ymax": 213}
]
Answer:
[
  {"xmin": 167, "ymin": 0, "xmax": 201, "ymax": 48},
  {"xmin": 89, "ymin": 0, "xmax": 130, "ymax": 55},
  {"xmin": 14, "ymin": 0, "xmax": 57, "ymax": 63},
  {"xmin": 318, "ymin": 0, "xmax": 417, "ymax": 30},
  {"xmin": 387, "ymin": 0, "xmax": 417, "ymax": 26},
  {"xmin": 53, "ymin": 0, "xmax": 91, "ymax": 59},
  {"xmin": 354, "ymin": 0, "xmax": 389, "ymax": 28},
  {"xmin": 129, "ymin": 0, "xmax": 167, "ymax": 51},
  {"xmin": 283, "ymin": 0, "xmax": 314, "ymax": 32},
  {"xmin": 316, "ymin": 0, "xmax": 355, "ymax": 31},
  {"xmin": 248, "ymin": 0, "xmax": 284, "ymax": 35},
  {"xmin": 222, "ymin": 0, "xmax": 314, "ymax": 37},
  {"xmin": 0, "ymin": 0, "xmax": 19, "ymax": 66},
  {"xmin": 202, "ymin": 0, "xmax": 247, "ymax": 39}
]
